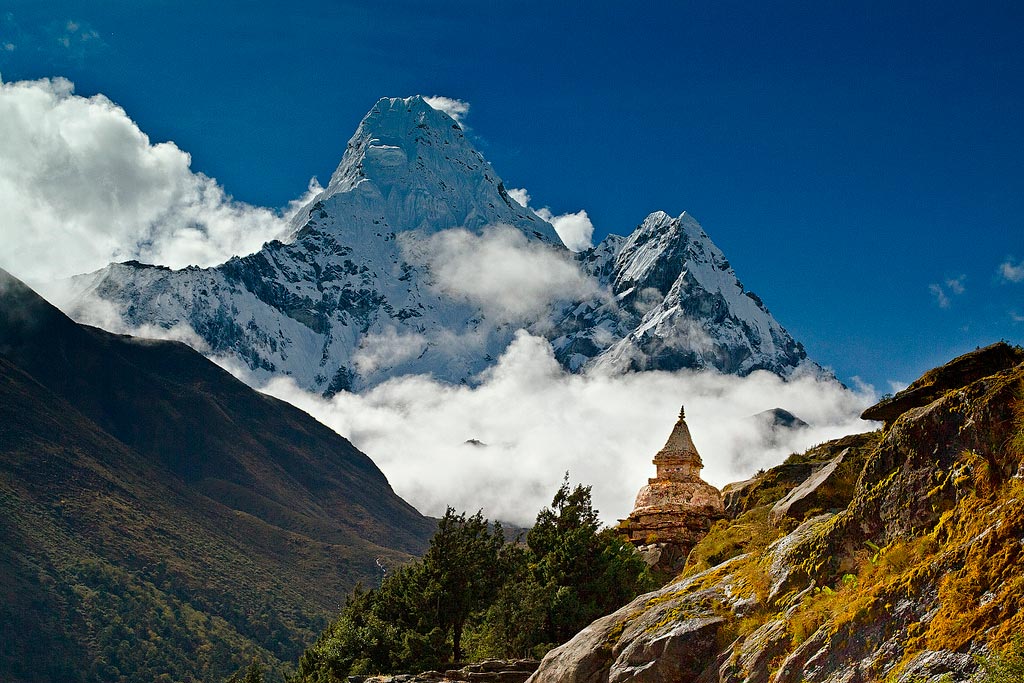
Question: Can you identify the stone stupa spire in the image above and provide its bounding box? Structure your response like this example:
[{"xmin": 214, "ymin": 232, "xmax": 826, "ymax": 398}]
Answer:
[
  {"xmin": 652, "ymin": 404, "xmax": 703, "ymax": 481},
  {"xmin": 621, "ymin": 403, "xmax": 724, "ymax": 572}
]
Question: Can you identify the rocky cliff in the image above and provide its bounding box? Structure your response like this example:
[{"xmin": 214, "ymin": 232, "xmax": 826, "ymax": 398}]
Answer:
[{"xmin": 528, "ymin": 342, "xmax": 1024, "ymax": 683}]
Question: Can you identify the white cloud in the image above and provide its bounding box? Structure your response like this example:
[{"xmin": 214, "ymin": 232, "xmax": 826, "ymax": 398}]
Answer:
[
  {"xmin": 888, "ymin": 379, "xmax": 909, "ymax": 395},
  {"xmin": 57, "ymin": 19, "xmax": 102, "ymax": 54},
  {"xmin": 999, "ymin": 258, "xmax": 1024, "ymax": 284},
  {"xmin": 413, "ymin": 225, "xmax": 605, "ymax": 324},
  {"xmin": 507, "ymin": 187, "xmax": 594, "ymax": 252},
  {"xmin": 283, "ymin": 176, "xmax": 324, "ymax": 224},
  {"xmin": 506, "ymin": 187, "xmax": 530, "ymax": 208},
  {"xmin": 259, "ymin": 331, "xmax": 874, "ymax": 526},
  {"xmin": 423, "ymin": 95, "xmax": 470, "ymax": 124},
  {"xmin": 0, "ymin": 77, "xmax": 298, "ymax": 285},
  {"xmin": 929, "ymin": 275, "xmax": 965, "ymax": 308},
  {"xmin": 536, "ymin": 207, "xmax": 595, "ymax": 252},
  {"xmin": 353, "ymin": 326, "xmax": 428, "ymax": 374},
  {"xmin": 0, "ymin": 79, "xmax": 877, "ymax": 531},
  {"xmin": 929, "ymin": 284, "xmax": 949, "ymax": 309}
]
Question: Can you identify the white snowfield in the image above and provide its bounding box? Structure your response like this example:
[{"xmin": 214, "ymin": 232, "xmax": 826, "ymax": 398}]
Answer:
[{"xmin": 71, "ymin": 96, "xmax": 816, "ymax": 395}]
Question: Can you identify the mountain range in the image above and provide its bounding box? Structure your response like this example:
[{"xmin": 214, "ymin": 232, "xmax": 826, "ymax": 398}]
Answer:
[
  {"xmin": 69, "ymin": 96, "xmax": 815, "ymax": 395},
  {"xmin": 6, "ymin": 93, "xmax": 1018, "ymax": 683}
]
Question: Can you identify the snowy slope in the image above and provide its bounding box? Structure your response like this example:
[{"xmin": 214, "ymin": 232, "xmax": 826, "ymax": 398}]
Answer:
[{"xmin": 71, "ymin": 96, "xmax": 815, "ymax": 394}]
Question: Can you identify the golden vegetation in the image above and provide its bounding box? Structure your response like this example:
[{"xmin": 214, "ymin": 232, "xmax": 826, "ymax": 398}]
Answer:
[{"xmin": 683, "ymin": 507, "xmax": 785, "ymax": 577}]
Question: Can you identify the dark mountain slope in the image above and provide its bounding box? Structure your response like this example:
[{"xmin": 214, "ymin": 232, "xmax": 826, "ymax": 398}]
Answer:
[{"xmin": 0, "ymin": 270, "xmax": 434, "ymax": 682}]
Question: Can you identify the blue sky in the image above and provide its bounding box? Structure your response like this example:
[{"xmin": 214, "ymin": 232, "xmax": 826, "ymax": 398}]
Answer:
[{"xmin": 2, "ymin": 0, "xmax": 1022, "ymax": 390}]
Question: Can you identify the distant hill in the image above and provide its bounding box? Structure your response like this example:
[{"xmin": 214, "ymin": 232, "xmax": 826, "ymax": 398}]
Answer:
[{"xmin": 0, "ymin": 269, "xmax": 435, "ymax": 682}]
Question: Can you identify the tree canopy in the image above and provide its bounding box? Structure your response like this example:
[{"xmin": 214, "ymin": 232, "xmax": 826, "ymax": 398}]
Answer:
[{"xmin": 293, "ymin": 479, "xmax": 654, "ymax": 682}]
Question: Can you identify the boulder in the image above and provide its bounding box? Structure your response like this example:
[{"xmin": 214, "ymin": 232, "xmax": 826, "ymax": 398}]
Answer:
[
  {"xmin": 721, "ymin": 464, "xmax": 813, "ymax": 518},
  {"xmin": 607, "ymin": 615, "xmax": 723, "ymax": 683},
  {"xmin": 528, "ymin": 559, "xmax": 748, "ymax": 683},
  {"xmin": 635, "ymin": 542, "xmax": 688, "ymax": 574},
  {"xmin": 768, "ymin": 449, "xmax": 847, "ymax": 524}
]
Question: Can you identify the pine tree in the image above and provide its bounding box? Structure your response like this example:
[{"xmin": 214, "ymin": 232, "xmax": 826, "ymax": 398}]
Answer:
[
  {"xmin": 528, "ymin": 475, "xmax": 653, "ymax": 642},
  {"xmin": 420, "ymin": 508, "xmax": 504, "ymax": 662}
]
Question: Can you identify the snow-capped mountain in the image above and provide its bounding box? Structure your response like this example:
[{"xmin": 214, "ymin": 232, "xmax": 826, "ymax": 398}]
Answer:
[
  {"xmin": 553, "ymin": 211, "xmax": 808, "ymax": 376},
  {"xmin": 70, "ymin": 96, "xmax": 814, "ymax": 394}
]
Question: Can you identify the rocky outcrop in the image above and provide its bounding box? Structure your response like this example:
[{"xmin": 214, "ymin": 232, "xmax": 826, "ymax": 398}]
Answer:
[
  {"xmin": 721, "ymin": 432, "xmax": 877, "ymax": 519},
  {"xmin": 529, "ymin": 345, "xmax": 1024, "ymax": 683},
  {"xmin": 721, "ymin": 465, "xmax": 812, "ymax": 518},
  {"xmin": 860, "ymin": 341, "xmax": 1024, "ymax": 424},
  {"xmin": 768, "ymin": 450, "xmax": 846, "ymax": 525},
  {"xmin": 355, "ymin": 659, "xmax": 540, "ymax": 683},
  {"xmin": 527, "ymin": 563, "xmax": 736, "ymax": 683}
]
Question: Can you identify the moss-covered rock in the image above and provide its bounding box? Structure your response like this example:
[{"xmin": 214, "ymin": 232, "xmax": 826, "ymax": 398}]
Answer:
[{"xmin": 861, "ymin": 342, "xmax": 1024, "ymax": 424}]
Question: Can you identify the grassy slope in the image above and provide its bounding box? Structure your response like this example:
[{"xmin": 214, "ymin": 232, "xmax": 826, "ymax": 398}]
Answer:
[
  {"xmin": 0, "ymin": 271, "xmax": 436, "ymax": 682},
  {"xmin": 692, "ymin": 354, "xmax": 1024, "ymax": 681}
]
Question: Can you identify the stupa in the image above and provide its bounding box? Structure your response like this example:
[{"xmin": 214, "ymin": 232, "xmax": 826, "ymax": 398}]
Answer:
[{"xmin": 622, "ymin": 405, "xmax": 725, "ymax": 570}]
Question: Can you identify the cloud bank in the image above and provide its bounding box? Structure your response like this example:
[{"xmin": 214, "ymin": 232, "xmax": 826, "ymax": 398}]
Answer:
[
  {"xmin": 254, "ymin": 331, "xmax": 874, "ymax": 526},
  {"xmin": 508, "ymin": 187, "xmax": 595, "ymax": 252},
  {"xmin": 2, "ymin": 77, "xmax": 877, "ymax": 530},
  {"xmin": 0, "ymin": 77, "xmax": 299, "ymax": 284},
  {"xmin": 414, "ymin": 225, "xmax": 604, "ymax": 324}
]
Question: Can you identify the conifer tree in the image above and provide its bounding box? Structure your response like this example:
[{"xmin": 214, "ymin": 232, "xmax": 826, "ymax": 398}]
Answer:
[{"xmin": 421, "ymin": 508, "xmax": 504, "ymax": 662}]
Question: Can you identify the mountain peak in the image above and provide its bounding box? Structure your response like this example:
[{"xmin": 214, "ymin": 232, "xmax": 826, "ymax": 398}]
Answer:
[
  {"xmin": 370, "ymin": 95, "xmax": 455, "ymax": 119},
  {"xmin": 323, "ymin": 94, "xmax": 467, "ymax": 196},
  {"xmin": 288, "ymin": 96, "xmax": 561, "ymax": 242},
  {"xmin": 639, "ymin": 210, "xmax": 701, "ymax": 234},
  {"xmin": 362, "ymin": 95, "xmax": 461, "ymax": 137},
  {"xmin": 571, "ymin": 209, "xmax": 814, "ymax": 377}
]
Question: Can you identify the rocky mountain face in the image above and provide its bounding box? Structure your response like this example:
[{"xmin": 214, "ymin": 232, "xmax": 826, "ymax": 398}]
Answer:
[
  {"xmin": 558, "ymin": 211, "xmax": 808, "ymax": 376},
  {"xmin": 0, "ymin": 269, "xmax": 435, "ymax": 682},
  {"xmin": 527, "ymin": 342, "xmax": 1024, "ymax": 683},
  {"xmin": 70, "ymin": 96, "xmax": 814, "ymax": 394}
]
